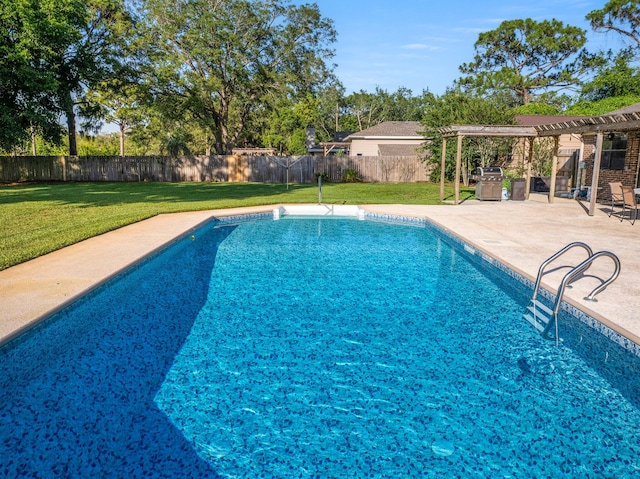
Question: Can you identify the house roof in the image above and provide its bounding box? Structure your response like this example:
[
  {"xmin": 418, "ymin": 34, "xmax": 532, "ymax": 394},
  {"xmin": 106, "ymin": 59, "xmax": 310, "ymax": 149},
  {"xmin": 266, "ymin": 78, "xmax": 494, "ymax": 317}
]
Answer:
[
  {"xmin": 333, "ymin": 131, "xmax": 354, "ymax": 142},
  {"xmin": 347, "ymin": 121, "xmax": 423, "ymax": 139},
  {"xmin": 604, "ymin": 102, "xmax": 640, "ymax": 115},
  {"xmin": 378, "ymin": 144, "xmax": 422, "ymax": 156}
]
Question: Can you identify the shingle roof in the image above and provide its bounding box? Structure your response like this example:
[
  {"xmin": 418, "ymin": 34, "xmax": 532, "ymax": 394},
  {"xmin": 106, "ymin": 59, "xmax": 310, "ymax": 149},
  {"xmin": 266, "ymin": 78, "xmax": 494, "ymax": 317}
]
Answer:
[
  {"xmin": 348, "ymin": 121, "xmax": 423, "ymax": 138},
  {"xmin": 604, "ymin": 102, "xmax": 640, "ymax": 115}
]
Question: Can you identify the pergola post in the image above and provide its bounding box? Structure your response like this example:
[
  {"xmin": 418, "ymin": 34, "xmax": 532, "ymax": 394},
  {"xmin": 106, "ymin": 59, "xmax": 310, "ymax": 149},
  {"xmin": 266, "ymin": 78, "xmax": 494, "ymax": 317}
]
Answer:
[
  {"xmin": 577, "ymin": 136, "xmax": 585, "ymax": 191},
  {"xmin": 440, "ymin": 137, "xmax": 447, "ymax": 202},
  {"xmin": 525, "ymin": 137, "xmax": 534, "ymax": 199},
  {"xmin": 455, "ymin": 134, "xmax": 463, "ymax": 205},
  {"xmin": 548, "ymin": 136, "xmax": 559, "ymax": 203},
  {"xmin": 588, "ymin": 131, "xmax": 604, "ymax": 216}
]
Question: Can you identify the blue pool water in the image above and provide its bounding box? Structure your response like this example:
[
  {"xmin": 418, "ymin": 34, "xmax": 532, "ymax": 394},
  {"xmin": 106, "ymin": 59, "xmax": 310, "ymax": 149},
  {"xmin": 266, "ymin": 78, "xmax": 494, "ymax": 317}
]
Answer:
[{"xmin": 1, "ymin": 217, "xmax": 640, "ymax": 478}]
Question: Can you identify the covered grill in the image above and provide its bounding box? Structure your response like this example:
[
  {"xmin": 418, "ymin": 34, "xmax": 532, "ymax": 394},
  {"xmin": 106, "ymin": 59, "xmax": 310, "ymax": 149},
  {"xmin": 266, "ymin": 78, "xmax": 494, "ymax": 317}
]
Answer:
[{"xmin": 473, "ymin": 166, "xmax": 504, "ymax": 201}]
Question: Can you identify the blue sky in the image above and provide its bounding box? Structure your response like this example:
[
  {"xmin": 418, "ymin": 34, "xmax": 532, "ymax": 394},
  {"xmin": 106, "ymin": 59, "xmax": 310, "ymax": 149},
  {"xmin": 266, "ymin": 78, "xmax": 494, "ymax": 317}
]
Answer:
[{"xmin": 314, "ymin": 0, "xmax": 626, "ymax": 95}]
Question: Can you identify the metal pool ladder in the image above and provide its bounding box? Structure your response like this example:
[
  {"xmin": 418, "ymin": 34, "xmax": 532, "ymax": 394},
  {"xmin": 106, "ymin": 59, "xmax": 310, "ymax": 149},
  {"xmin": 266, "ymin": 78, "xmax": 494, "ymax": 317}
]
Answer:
[{"xmin": 523, "ymin": 242, "xmax": 621, "ymax": 344}]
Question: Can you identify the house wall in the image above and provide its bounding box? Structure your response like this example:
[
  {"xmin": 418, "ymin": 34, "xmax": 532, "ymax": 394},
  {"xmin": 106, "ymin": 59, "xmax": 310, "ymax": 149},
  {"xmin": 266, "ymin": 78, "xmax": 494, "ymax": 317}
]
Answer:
[
  {"xmin": 349, "ymin": 138, "xmax": 424, "ymax": 157},
  {"xmin": 582, "ymin": 132, "xmax": 640, "ymax": 201}
]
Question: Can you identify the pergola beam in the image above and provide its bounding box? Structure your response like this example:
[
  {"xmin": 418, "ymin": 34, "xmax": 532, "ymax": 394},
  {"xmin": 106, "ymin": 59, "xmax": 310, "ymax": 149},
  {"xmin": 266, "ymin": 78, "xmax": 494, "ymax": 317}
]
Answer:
[
  {"xmin": 536, "ymin": 117, "xmax": 640, "ymax": 136},
  {"xmin": 439, "ymin": 125, "xmax": 537, "ymax": 138}
]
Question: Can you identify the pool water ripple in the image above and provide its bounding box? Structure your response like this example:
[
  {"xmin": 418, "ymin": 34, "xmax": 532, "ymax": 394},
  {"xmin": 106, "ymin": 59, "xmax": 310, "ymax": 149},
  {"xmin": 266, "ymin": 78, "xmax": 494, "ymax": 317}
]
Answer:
[
  {"xmin": 1, "ymin": 218, "xmax": 640, "ymax": 478},
  {"xmin": 154, "ymin": 219, "xmax": 640, "ymax": 478}
]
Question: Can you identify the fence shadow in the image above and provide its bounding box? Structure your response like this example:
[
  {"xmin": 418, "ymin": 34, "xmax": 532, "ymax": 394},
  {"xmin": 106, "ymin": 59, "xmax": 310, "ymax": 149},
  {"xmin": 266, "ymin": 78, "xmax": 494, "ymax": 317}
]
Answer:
[{"xmin": 0, "ymin": 181, "xmax": 318, "ymax": 207}]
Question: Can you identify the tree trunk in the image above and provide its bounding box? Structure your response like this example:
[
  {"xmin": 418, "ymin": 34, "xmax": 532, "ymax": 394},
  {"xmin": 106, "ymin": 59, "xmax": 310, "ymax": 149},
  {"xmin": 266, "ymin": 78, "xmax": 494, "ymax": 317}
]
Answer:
[
  {"xmin": 66, "ymin": 94, "xmax": 78, "ymax": 156},
  {"xmin": 30, "ymin": 125, "xmax": 37, "ymax": 156},
  {"xmin": 119, "ymin": 122, "xmax": 125, "ymax": 156},
  {"xmin": 214, "ymin": 130, "xmax": 224, "ymax": 155}
]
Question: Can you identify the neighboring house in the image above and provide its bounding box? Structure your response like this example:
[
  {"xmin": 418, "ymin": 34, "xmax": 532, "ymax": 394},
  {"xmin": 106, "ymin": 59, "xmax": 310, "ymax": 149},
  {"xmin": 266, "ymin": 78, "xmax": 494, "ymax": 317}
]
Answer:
[
  {"xmin": 346, "ymin": 121, "xmax": 425, "ymax": 157},
  {"xmin": 306, "ymin": 128, "xmax": 352, "ymax": 156}
]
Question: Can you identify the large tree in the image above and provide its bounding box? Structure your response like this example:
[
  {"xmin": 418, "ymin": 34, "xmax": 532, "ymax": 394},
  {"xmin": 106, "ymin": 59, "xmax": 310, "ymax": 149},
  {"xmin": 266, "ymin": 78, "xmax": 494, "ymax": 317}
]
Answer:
[
  {"xmin": 458, "ymin": 18, "xmax": 595, "ymax": 106},
  {"xmin": 587, "ymin": 0, "xmax": 640, "ymax": 52},
  {"xmin": 0, "ymin": 0, "xmax": 68, "ymax": 152},
  {"xmin": 51, "ymin": 0, "xmax": 134, "ymax": 156},
  {"xmin": 567, "ymin": 1, "xmax": 640, "ymax": 115},
  {"xmin": 84, "ymin": 79, "xmax": 145, "ymax": 156},
  {"xmin": 581, "ymin": 51, "xmax": 640, "ymax": 100},
  {"xmin": 565, "ymin": 51, "xmax": 640, "ymax": 114},
  {"xmin": 420, "ymin": 89, "xmax": 515, "ymax": 184},
  {"xmin": 141, "ymin": 0, "xmax": 336, "ymax": 155},
  {"xmin": 0, "ymin": 0, "xmax": 134, "ymax": 155},
  {"xmin": 339, "ymin": 87, "xmax": 428, "ymax": 132}
]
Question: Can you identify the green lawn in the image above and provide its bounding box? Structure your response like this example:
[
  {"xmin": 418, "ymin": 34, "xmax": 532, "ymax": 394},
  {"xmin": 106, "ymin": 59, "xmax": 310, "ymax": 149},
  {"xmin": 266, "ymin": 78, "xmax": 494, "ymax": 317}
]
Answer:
[{"xmin": 0, "ymin": 181, "xmax": 473, "ymax": 270}]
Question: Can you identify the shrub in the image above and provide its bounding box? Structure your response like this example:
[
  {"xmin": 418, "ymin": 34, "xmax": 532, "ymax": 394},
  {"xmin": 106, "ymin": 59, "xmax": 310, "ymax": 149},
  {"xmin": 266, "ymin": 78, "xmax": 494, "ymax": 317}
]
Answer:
[
  {"xmin": 343, "ymin": 168, "xmax": 361, "ymax": 183},
  {"xmin": 314, "ymin": 172, "xmax": 330, "ymax": 183}
]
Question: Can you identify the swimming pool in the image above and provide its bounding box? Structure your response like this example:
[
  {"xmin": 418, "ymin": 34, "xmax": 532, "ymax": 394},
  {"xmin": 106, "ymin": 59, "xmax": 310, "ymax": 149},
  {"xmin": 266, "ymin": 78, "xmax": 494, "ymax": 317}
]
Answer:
[{"xmin": 1, "ymin": 216, "xmax": 639, "ymax": 478}]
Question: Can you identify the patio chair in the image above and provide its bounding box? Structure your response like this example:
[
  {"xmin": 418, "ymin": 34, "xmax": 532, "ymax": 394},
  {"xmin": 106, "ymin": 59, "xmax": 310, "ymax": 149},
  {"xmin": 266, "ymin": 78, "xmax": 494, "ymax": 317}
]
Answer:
[
  {"xmin": 620, "ymin": 185, "xmax": 638, "ymax": 225},
  {"xmin": 608, "ymin": 182, "xmax": 624, "ymax": 217}
]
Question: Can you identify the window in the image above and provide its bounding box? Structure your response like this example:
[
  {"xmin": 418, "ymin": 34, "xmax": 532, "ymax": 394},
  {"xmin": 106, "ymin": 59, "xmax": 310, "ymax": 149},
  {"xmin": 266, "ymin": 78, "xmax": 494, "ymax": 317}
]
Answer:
[{"xmin": 601, "ymin": 132, "xmax": 627, "ymax": 170}]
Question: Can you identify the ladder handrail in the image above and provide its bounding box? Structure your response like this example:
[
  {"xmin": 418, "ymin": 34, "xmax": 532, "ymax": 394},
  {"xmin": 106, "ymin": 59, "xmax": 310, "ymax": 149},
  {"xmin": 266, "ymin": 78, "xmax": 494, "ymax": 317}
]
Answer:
[
  {"xmin": 541, "ymin": 250, "xmax": 621, "ymax": 342},
  {"xmin": 553, "ymin": 251, "xmax": 621, "ymax": 317},
  {"xmin": 584, "ymin": 251, "xmax": 622, "ymax": 301},
  {"xmin": 531, "ymin": 242, "xmax": 593, "ymax": 302}
]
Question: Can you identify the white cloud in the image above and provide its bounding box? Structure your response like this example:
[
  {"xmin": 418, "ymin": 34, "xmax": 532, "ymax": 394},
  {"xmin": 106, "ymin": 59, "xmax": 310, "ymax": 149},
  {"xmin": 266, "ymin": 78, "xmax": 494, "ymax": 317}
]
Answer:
[{"xmin": 402, "ymin": 43, "xmax": 440, "ymax": 51}]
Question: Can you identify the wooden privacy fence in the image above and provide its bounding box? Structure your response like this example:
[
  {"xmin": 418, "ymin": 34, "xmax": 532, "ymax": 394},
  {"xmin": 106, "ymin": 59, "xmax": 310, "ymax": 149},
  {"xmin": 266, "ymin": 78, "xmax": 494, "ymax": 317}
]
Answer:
[{"xmin": 0, "ymin": 155, "xmax": 430, "ymax": 183}]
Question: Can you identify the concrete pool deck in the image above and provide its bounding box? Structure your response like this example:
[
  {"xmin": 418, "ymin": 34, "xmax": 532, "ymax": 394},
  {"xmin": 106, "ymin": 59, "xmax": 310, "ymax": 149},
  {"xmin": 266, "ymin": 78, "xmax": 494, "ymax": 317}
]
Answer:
[{"xmin": 1, "ymin": 196, "xmax": 639, "ymax": 348}]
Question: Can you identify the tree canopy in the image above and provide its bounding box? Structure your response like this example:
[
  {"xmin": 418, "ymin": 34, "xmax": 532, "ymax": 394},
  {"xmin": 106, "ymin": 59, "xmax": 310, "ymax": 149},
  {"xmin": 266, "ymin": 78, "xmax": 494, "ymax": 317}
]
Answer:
[
  {"xmin": 458, "ymin": 18, "xmax": 595, "ymax": 106},
  {"xmin": 52, "ymin": 0, "xmax": 135, "ymax": 155},
  {"xmin": 338, "ymin": 87, "xmax": 429, "ymax": 133},
  {"xmin": 571, "ymin": 2, "xmax": 640, "ymax": 114},
  {"xmin": 0, "ymin": 0, "xmax": 68, "ymax": 151},
  {"xmin": 420, "ymin": 89, "xmax": 516, "ymax": 183},
  {"xmin": 0, "ymin": 0, "xmax": 134, "ymax": 154},
  {"xmin": 587, "ymin": 0, "xmax": 640, "ymax": 53},
  {"xmin": 8, "ymin": 1, "xmax": 640, "ymax": 157},
  {"xmin": 139, "ymin": 0, "xmax": 336, "ymax": 155}
]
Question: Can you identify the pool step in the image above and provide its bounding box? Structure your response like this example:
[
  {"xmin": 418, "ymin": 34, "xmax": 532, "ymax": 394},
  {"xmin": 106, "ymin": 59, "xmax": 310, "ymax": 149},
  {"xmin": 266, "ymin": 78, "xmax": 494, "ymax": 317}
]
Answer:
[{"xmin": 523, "ymin": 300, "xmax": 553, "ymax": 333}]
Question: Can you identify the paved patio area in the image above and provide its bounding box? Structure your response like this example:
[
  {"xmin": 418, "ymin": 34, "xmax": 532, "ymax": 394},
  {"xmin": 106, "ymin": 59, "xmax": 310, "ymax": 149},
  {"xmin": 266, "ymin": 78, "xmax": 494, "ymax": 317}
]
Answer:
[{"xmin": 1, "ymin": 196, "xmax": 638, "ymax": 348}]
